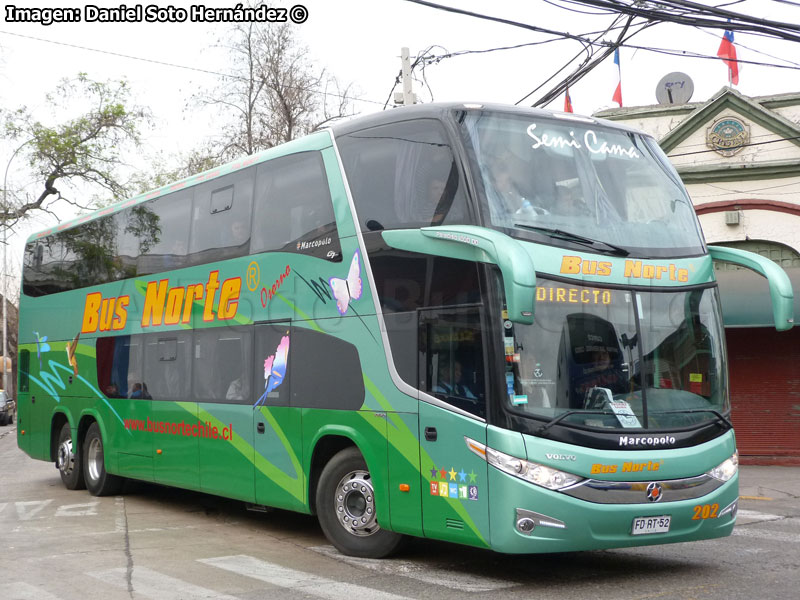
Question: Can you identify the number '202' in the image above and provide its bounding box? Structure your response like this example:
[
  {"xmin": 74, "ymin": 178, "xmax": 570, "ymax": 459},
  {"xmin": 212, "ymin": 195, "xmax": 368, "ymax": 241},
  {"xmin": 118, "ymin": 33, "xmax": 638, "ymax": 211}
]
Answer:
[{"xmin": 692, "ymin": 503, "xmax": 719, "ymax": 520}]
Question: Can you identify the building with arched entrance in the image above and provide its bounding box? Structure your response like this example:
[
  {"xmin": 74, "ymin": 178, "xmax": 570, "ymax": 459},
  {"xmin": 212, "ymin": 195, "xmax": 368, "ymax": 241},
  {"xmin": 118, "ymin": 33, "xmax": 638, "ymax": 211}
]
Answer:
[{"xmin": 597, "ymin": 87, "xmax": 800, "ymax": 463}]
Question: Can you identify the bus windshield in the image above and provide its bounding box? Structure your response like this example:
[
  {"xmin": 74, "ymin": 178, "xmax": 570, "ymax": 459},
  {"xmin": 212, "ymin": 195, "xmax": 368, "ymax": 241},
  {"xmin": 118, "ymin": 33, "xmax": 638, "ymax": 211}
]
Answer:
[
  {"xmin": 459, "ymin": 110, "xmax": 705, "ymax": 258},
  {"xmin": 504, "ymin": 279, "xmax": 728, "ymax": 431}
]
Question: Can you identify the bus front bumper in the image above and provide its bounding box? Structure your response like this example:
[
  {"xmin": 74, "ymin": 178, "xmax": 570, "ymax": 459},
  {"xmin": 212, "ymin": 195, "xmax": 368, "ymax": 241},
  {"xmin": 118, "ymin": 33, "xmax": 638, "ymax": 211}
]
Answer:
[{"xmin": 488, "ymin": 468, "xmax": 738, "ymax": 554}]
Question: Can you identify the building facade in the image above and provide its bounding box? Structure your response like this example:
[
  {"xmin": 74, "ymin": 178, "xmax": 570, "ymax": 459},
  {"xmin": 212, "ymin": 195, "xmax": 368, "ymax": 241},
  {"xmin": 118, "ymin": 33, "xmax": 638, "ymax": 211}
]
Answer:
[{"xmin": 597, "ymin": 87, "xmax": 800, "ymax": 463}]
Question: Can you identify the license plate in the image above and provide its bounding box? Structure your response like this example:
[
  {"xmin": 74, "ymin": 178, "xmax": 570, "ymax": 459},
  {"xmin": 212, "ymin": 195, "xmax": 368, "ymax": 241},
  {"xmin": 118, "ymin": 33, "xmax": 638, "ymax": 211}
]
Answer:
[{"xmin": 631, "ymin": 515, "xmax": 671, "ymax": 535}]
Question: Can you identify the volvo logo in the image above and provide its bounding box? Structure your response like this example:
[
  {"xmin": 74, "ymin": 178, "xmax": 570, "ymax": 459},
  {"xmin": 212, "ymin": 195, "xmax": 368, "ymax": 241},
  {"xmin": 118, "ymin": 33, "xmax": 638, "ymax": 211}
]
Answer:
[{"xmin": 646, "ymin": 482, "xmax": 663, "ymax": 503}]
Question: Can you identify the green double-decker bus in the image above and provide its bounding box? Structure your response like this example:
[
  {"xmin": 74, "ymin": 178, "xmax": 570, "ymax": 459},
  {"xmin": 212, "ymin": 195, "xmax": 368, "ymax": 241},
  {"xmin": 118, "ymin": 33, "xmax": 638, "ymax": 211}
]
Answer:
[{"xmin": 17, "ymin": 103, "xmax": 793, "ymax": 558}]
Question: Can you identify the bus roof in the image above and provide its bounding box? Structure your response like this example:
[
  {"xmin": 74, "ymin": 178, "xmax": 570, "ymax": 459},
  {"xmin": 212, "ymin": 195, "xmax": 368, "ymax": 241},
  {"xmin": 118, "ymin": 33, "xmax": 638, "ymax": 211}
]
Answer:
[
  {"xmin": 327, "ymin": 102, "xmax": 648, "ymax": 138},
  {"xmin": 29, "ymin": 103, "xmax": 648, "ymax": 243}
]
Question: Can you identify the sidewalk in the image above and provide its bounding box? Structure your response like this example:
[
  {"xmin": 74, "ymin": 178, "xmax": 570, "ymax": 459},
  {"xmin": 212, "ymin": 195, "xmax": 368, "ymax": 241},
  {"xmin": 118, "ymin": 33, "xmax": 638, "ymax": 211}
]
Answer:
[{"xmin": 739, "ymin": 464, "xmax": 800, "ymax": 501}]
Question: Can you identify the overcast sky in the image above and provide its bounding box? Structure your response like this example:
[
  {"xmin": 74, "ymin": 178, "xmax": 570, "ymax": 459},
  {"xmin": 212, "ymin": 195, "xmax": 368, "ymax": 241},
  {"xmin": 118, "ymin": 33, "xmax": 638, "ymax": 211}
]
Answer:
[{"xmin": 2, "ymin": 0, "xmax": 800, "ymax": 278}]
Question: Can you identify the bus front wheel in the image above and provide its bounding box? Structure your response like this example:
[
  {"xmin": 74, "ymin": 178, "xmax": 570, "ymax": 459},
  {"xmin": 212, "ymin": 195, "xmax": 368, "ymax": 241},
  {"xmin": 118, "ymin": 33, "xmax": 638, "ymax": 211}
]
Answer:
[
  {"xmin": 56, "ymin": 422, "xmax": 85, "ymax": 490},
  {"xmin": 83, "ymin": 422, "xmax": 124, "ymax": 496},
  {"xmin": 316, "ymin": 447, "xmax": 403, "ymax": 558}
]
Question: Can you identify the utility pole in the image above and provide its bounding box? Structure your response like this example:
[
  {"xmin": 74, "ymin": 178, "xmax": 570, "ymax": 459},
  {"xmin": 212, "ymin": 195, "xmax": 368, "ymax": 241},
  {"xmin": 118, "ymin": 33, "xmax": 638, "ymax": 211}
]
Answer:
[{"xmin": 394, "ymin": 47, "xmax": 418, "ymax": 106}]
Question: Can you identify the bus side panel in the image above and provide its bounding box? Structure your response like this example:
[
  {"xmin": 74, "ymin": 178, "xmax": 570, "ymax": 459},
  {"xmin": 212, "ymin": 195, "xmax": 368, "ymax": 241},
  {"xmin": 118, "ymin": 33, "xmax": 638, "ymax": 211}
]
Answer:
[
  {"xmin": 16, "ymin": 389, "xmax": 32, "ymax": 455},
  {"xmin": 106, "ymin": 397, "xmax": 153, "ymax": 481},
  {"xmin": 152, "ymin": 401, "xmax": 200, "ymax": 490},
  {"xmin": 302, "ymin": 408, "xmax": 390, "ymax": 525},
  {"xmin": 200, "ymin": 403, "xmax": 255, "ymax": 503},
  {"xmin": 419, "ymin": 402, "xmax": 490, "ymax": 548},
  {"xmin": 16, "ymin": 346, "xmax": 33, "ymax": 457},
  {"xmin": 386, "ymin": 410, "xmax": 423, "ymax": 536},
  {"xmin": 254, "ymin": 406, "xmax": 305, "ymax": 511}
]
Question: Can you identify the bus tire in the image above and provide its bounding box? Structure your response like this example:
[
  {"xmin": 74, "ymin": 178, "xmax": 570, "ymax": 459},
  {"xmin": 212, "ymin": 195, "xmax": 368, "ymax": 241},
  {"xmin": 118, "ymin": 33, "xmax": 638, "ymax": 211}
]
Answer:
[
  {"xmin": 316, "ymin": 447, "xmax": 403, "ymax": 558},
  {"xmin": 56, "ymin": 422, "xmax": 85, "ymax": 490},
  {"xmin": 83, "ymin": 422, "xmax": 123, "ymax": 496}
]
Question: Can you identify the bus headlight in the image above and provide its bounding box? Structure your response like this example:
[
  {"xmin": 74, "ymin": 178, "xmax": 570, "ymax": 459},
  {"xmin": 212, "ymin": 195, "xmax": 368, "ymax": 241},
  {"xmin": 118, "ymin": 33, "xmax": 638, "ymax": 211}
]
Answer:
[
  {"xmin": 708, "ymin": 450, "xmax": 738, "ymax": 482},
  {"xmin": 465, "ymin": 437, "xmax": 583, "ymax": 491}
]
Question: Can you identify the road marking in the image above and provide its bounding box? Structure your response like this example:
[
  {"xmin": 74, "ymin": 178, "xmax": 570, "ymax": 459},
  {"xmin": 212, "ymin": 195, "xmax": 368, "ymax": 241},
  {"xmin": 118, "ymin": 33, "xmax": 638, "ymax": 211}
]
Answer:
[
  {"xmin": 14, "ymin": 500, "xmax": 53, "ymax": 521},
  {"xmin": 0, "ymin": 582, "xmax": 63, "ymax": 600},
  {"xmin": 739, "ymin": 495, "xmax": 773, "ymax": 501},
  {"xmin": 54, "ymin": 501, "xmax": 99, "ymax": 517},
  {"xmin": 737, "ymin": 509, "xmax": 783, "ymax": 522},
  {"xmin": 201, "ymin": 554, "xmax": 412, "ymax": 600},
  {"xmin": 311, "ymin": 545, "xmax": 516, "ymax": 592},
  {"xmin": 87, "ymin": 566, "xmax": 240, "ymax": 600},
  {"xmin": 733, "ymin": 528, "xmax": 800, "ymax": 544}
]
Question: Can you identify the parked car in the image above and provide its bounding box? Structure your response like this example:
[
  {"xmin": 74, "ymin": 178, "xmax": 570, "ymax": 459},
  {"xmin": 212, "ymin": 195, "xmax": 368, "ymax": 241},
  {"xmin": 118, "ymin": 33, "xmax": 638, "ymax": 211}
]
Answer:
[{"xmin": 0, "ymin": 389, "xmax": 14, "ymax": 426}]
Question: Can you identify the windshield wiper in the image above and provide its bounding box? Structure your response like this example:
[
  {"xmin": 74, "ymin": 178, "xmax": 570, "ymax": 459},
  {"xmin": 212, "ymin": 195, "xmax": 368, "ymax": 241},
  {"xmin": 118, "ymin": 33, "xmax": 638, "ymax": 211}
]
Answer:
[
  {"xmin": 535, "ymin": 409, "xmax": 616, "ymax": 435},
  {"xmin": 513, "ymin": 224, "xmax": 629, "ymax": 256},
  {"xmin": 652, "ymin": 409, "xmax": 733, "ymax": 430}
]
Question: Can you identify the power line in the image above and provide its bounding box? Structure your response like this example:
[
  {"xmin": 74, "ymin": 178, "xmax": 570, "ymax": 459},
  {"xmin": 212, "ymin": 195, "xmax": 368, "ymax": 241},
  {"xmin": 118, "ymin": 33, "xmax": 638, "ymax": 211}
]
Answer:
[
  {"xmin": 667, "ymin": 134, "xmax": 800, "ymax": 157},
  {"xmin": 0, "ymin": 29, "xmax": 385, "ymax": 107},
  {"xmin": 694, "ymin": 26, "xmax": 800, "ymax": 68},
  {"xmin": 564, "ymin": 0, "xmax": 800, "ymax": 41}
]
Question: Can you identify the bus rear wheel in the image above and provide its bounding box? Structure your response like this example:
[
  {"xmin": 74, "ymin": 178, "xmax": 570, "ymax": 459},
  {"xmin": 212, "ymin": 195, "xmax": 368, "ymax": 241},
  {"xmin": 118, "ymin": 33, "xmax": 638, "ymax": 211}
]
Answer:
[
  {"xmin": 56, "ymin": 422, "xmax": 85, "ymax": 490},
  {"xmin": 83, "ymin": 422, "xmax": 124, "ymax": 496},
  {"xmin": 316, "ymin": 447, "xmax": 403, "ymax": 558}
]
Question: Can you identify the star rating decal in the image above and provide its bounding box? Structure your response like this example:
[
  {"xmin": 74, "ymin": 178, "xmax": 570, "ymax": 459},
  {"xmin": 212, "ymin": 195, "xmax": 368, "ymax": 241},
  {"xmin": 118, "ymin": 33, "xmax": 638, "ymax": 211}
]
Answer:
[{"xmin": 426, "ymin": 465, "xmax": 479, "ymax": 501}]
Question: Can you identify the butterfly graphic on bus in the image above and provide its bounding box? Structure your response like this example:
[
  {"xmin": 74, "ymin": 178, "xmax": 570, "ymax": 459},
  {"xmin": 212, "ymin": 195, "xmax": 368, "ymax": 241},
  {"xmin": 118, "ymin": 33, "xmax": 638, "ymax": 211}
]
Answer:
[
  {"xmin": 329, "ymin": 250, "xmax": 362, "ymax": 315},
  {"xmin": 66, "ymin": 332, "xmax": 81, "ymax": 376},
  {"xmin": 254, "ymin": 334, "xmax": 290, "ymax": 408},
  {"xmin": 34, "ymin": 331, "xmax": 51, "ymax": 369}
]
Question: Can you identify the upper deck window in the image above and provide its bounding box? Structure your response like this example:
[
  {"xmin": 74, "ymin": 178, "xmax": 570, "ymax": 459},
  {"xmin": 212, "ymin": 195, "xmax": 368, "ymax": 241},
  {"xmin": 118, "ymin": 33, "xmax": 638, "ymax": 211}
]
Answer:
[
  {"xmin": 337, "ymin": 119, "xmax": 474, "ymax": 233},
  {"xmin": 250, "ymin": 151, "xmax": 341, "ymax": 261},
  {"xmin": 458, "ymin": 110, "xmax": 705, "ymax": 258}
]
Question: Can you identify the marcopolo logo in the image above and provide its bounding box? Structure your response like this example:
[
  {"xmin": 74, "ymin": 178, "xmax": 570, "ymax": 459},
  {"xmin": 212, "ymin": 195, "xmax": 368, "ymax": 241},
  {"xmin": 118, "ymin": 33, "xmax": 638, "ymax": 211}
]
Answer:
[
  {"xmin": 297, "ymin": 237, "xmax": 332, "ymax": 251},
  {"xmin": 619, "ymin": 435, "xmax": 676, "ymax": 447}
]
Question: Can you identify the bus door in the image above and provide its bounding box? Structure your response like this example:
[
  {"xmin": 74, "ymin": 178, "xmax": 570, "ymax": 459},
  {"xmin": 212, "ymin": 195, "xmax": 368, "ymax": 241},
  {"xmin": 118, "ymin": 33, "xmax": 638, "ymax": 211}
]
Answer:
[
  {"xmin": 145, "ymin": 332, "xmax": 200, "ymax": 490},
  {"xmin": 418, "ymin": 307, "xmax": 490, "ymax": 546},
  {"xmin": 196, "ymin": 326, "xmax": 255, "ymax": 503},
  {"xmin": 252, "ymin": 321, "xmax": 304, "ymax": 511}
]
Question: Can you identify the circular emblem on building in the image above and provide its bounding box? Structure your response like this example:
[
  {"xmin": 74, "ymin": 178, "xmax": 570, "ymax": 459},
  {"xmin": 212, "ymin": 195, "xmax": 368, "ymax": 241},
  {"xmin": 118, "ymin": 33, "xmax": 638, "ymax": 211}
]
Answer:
[
  {"xmin": 646, "ymin": 482, "xmax": 663, "ymax": 503},
  {"xmin": 707, "ymin": 116, "xmax": 749, "ymax": 157}
]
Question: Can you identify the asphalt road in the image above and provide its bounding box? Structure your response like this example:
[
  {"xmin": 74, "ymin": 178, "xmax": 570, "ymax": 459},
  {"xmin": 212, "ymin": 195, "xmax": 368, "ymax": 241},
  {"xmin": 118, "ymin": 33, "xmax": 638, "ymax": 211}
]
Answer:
[{"xmin": 1, "ymin": 424, "xmax": 799, "ymax": 600}]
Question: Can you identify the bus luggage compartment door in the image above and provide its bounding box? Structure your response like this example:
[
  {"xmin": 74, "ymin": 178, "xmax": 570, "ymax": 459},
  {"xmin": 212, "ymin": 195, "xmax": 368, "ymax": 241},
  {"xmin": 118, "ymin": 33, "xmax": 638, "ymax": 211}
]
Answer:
[{"xmin": 419, "ymin": 401, "xmax": 489, "ymax": 547}]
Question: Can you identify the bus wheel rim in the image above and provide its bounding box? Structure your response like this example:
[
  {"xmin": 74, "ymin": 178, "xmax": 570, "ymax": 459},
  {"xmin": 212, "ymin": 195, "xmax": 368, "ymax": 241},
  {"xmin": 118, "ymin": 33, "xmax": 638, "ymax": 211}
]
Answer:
[
  {"xmin": 334, "ymin": 470, "xmax": 378, "ymax": 537},
  {"xmin": 87, "ymin": 437, "xmax": 103, "ymax": 482},
  {"xmin": 57, "ymin": 439, "xmax": 75, "ymax": 475}
]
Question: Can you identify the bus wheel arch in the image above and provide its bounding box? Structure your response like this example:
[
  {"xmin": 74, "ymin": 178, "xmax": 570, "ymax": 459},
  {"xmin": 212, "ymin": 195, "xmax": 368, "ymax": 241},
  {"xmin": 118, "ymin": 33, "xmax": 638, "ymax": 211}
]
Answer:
[
  {"xmin": 82, "ymin": 421, "xmax": 124, "ymax": 496},
  {"xmin": 53, "ymin": 415, "xmax": 85, "ymax": 490},
  {"xmin": 314, "ymin": 444, "xmax": 404, "ymax": 558}
]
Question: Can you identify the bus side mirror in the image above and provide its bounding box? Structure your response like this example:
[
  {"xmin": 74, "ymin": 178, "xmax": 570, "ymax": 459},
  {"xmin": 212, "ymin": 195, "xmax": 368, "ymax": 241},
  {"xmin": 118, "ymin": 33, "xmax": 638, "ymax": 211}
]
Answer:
[
  {"xmin": 708, "ymin": 245, "xmax": 794, "ymax": 331},
  {"xmin": 382, "ymin": 225, "xmax": 536, "ymax": 324}
]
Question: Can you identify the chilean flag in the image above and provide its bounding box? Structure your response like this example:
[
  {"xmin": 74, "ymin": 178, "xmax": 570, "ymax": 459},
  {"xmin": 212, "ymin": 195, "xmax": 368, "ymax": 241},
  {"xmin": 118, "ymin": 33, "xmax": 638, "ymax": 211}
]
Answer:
[
  {"xmin": 717, "ymin": 29, "xmax": 739, "ymax": 85},
  {"xmin": 564, "ymin": 85, "xmax": 573, "ymax": 113},
  {"xmin": 612, "ymin": 49, "xmax": 622, "ymax": 107}
]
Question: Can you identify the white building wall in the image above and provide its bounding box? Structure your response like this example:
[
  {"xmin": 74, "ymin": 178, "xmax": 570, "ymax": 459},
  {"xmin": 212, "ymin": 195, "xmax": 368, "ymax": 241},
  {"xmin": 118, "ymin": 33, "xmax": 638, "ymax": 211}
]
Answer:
[{"xmin": 698, "ymin": 210, "xmax": 800, "ymax": 256}]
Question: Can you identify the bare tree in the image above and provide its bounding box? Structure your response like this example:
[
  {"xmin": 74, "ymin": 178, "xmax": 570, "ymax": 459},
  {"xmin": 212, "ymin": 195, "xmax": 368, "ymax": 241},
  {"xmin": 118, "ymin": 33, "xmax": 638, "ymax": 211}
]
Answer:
[{"xmin": 197, "ymin": 18, "xmax": 353, "ymax": 162}]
